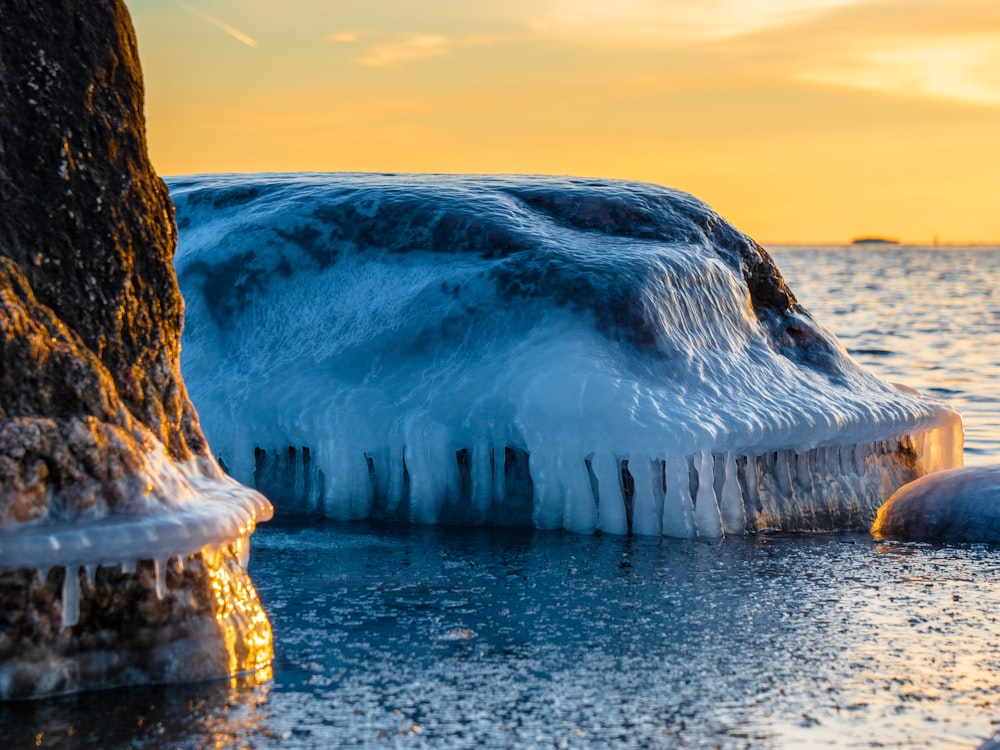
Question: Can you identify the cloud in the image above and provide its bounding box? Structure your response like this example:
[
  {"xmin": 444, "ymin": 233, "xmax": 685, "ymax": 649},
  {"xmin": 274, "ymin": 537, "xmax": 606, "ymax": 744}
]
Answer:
[
  {"xmin": 589, "ymin": 0, "xmax": 1000, "ymax": 108},
  {"xmin": 354, "ymin": 34, "xmax": 452, "ymax": 68},
  {"xmin": 747, "ymin": 1, "xmax": 1000, "ymax": 106},
  {"xmin": 336, "ymin": 31, "xmax": 511, "ymax": 69},
  {"xmin": 173, "ymin": 0, "xmax": 257, "ymax": 48},
  {"xmin": 797, "ymin": 35, "xmax": 1000, "ymax": 106},
  {"xmin": 528, "ymin": 0, "xmax": 860, "ymax": 43},
  {"xmin": 327, "ymin": 31, "xmax": 361, "ymax": 43}
]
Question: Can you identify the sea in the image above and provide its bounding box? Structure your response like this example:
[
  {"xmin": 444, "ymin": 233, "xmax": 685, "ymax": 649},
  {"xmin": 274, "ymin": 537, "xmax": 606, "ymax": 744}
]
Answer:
[{"xmin": 2, "ymin": 244, "xmax": 999, "ymax": 749}]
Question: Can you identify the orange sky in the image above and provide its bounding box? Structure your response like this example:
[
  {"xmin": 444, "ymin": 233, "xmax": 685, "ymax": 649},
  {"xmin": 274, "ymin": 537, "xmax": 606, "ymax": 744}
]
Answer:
[{"xmin": 129, "ymin": 0, "xmax": 1000, "ymax": 244}]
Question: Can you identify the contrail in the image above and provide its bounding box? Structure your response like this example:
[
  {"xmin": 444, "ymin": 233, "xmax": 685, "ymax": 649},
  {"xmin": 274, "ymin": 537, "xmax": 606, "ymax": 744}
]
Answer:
[{"xmin": 173, "ymin": 0, "xmax": 258, "ymax": 48}]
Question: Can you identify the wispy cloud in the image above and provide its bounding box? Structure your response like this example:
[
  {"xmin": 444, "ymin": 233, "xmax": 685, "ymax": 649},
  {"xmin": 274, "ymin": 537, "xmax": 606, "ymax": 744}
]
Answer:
[
  {"xmin": 732, "ymin": 1, "xmax": 1000, "ymax": 107},
  {"xmin": 353, "ymin": 33, "xmax": 452, "ymax": 68},
  {"xmin": 529, "ymin": 0, "xmax": 860, "ymax": 43},
  {"xmin": 174, "ymin": 0, "xmax": 257, "ymax": 48},
  {"xmin": 328, "ymin": 31, "xmax": 510, "ymax": 69},
  {"xmin": 327, "ymin": 31, "xmax": 361, "ymax": 44},
  {"xmin": 797, "ymin": 35, "xmax": 1000, "ymax": 106},
  {"xmin": 551, "ymin": 0, "xmax": 1000, "ymax": 108}
]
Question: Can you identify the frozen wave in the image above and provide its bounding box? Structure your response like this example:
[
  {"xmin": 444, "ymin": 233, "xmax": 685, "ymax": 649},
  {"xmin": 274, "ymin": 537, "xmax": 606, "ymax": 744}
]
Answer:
[{"xmin": 169, "ymin": 173, "xmax": 962, "ymax": 537}]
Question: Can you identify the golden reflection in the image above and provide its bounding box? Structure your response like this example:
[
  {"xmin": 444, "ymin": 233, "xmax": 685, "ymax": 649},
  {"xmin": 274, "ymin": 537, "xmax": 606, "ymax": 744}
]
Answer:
[{"xmin": 204, "ymin": 541, "xmax": 274, "ymax": 677}]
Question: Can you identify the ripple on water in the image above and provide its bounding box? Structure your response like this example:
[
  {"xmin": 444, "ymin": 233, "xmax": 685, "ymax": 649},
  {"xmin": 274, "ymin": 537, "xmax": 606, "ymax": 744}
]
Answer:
[
  {"xmin": 4, "ymin": 522, "xmax": 1000, "ymax": 749},
  {"xmin": 770, "ymin": 245, "xmax": 1000, "ymax": 465}
]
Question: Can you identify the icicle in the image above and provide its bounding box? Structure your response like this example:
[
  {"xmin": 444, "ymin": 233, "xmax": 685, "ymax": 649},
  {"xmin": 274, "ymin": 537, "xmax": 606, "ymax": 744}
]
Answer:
[
  {"xmin": 824, "ymin": 446, "xmax": 839, "ymax": 476},
  {"xmin": 775, "ymin": 450, "xmax": 794, "ymax": 498},
  {"xmin": 492, "ymin": 445, "xmax": 507, "ymax": 508},
  {"xmin": 83, "ymin": 564, "xmax": 96, "ymax": 588},
  {"xmin": 662, "ymin": 456, "xmax": 696, "ymax": 538},
  {"xmin": 694, "ymin": 451, "xmax": 723, "ymax": 539},
  {"xmin": 325, "ymin": 448, "xmax": 374, "ymax": 520},
  {"xmin": 556, "ymin": 454, "xmax": 597, "ymax": 534},
  {"xmin": 61, "ymin": 566, "xmax": 80, "ymax": 628},
  {"xmin": 121, "ymin": 560, "xmax": 136, "ymax": 575},
  {"xmin": 385, "ymin": 444, "xmax": 406, "ymax": 516},
  {"xmin": 405, "ymin": 431, "xmax": 457, "ymax": 524},
  {"xmin": 719, "ymin": 453, "xmax": 745, "ymax": 535},
  {"xmin": 834, "ymin": 444, "xmax": 847, "ymax": 475},
  {"xmin": 293, "ymin": 446, "xmax": 306, "ymax": 505},
  {"xmin": 630, "ymin": 457, "xmax": 662, "ymax": 536},
  {"xmin": 739, "ymin": 454, "xmax": 759, "ymax": 530},
  {"xmin": 470, "ymin": 441, "xmax": 494, "ymax": 521},
  {"xmin": 35, "ymin": 566, "xmax": 50, "ymax": 584},
  {"xmin": 529, "ymin": 452, "xmax": 564, "ymax": 530},
  {"xmin": 795, "ymin": 450, "xmax": 813, "ymax": 493},
  {"xmin": 202, "ymin": 544, "xmax": 222, "ymax": 569},
  {"xmin": 743, "ymin": 453, "xmax": 760, "ymax": 512},
  {"xmin": 854, "ymin": 443, "xmax": 869, "ymax": 474},
  {"xmin": 404, "ymin": 442, "xmax": 435, "ymax": 524},
  {"xmin": 915, "ymin": 431, "xmax": 928, "ymax": 471},
  {"xmin": 236, "ymin": 535, "xmax": 250, "ymax": 568},
  {"xmin": 153, "ymin": 558, "xmax": 167, "ymax": 600},
  {"xmin": 592, "ymin": 452, "xmax": 628, "ymax": 535}
]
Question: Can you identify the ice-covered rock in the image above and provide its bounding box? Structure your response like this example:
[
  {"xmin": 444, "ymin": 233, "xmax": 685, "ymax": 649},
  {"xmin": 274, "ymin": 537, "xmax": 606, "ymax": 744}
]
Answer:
[
  {"xmin": 0, "ymin": 0, "xmax": 271, "ymax": 699},
  {"xmin": 170, "ymin": 173, "xmax": 963, "ymax": 537},
  {"xmin": 871, "ymin": 465, "xmax": 1000, "ymax": 543}
]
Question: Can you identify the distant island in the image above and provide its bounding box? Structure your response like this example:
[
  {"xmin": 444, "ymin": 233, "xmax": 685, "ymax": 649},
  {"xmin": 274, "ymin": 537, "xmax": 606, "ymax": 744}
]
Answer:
[{"xmin": 851, "ymin": 237, "xmax": 900, "ymax": 245}]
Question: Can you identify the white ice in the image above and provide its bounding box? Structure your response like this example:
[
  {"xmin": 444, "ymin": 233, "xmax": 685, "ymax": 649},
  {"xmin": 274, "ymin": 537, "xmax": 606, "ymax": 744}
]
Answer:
[{"xmin": 169, "ymin": 173, "xmax": 963, "ymax": 537}]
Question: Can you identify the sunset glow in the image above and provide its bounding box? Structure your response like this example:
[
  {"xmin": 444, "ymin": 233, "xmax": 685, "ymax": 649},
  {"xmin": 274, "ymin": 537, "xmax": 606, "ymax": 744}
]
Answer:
[{"xmin": 129, "ymin": 0, "xmax": 1000, "ymax": 243}]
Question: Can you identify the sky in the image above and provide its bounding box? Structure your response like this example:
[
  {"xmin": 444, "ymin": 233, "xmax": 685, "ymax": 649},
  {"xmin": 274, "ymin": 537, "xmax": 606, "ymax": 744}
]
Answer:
[{"xmin": 128, "ymin": 0, "xmax": 1000, "ymax": 244}]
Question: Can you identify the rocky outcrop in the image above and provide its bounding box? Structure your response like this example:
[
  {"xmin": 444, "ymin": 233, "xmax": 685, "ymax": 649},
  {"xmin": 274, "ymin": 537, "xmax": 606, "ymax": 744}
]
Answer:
[
  {"xmin": 0, "ymin": 0, "xmax": 272, "ymax": 699},
  {"xmin": 872, "ymin": 466, "xmax": 1000, "ymax": 543}
]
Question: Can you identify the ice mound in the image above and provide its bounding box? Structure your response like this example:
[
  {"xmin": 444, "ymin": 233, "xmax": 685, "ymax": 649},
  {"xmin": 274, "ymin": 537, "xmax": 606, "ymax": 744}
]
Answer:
[
  {"xmin": 170, "ymin": 173, "xmax": 962, "ymax": 537},
  {"xmin": 872, "ymin": 465, "xmax": 1000, "ymax": 543}
]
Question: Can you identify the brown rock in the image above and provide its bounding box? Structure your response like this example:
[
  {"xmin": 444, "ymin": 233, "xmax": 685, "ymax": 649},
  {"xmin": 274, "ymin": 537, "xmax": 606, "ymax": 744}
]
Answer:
[
  {"xmin": 0, "ymin": 0, "xmax": 272, "ymax": 698},
  {"xmin": 0, "ymin": 0, "xmax": 203, "ymax": 461}
]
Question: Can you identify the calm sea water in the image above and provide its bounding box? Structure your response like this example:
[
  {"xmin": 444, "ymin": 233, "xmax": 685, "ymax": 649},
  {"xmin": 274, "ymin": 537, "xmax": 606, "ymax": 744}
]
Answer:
[{"xmin": 3, "ymin": 246, "xmax": 1000, "ymax": 750}]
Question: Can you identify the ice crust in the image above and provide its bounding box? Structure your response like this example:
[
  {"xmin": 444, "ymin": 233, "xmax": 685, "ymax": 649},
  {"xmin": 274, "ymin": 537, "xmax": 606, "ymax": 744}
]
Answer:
[
  {"xmin": 872, "ymin": 465, "xmax": 1000, "ymax": 543},
  {"xmin": 169, "ymin": 173, "xmax": 963, "ymax": 537},
  {"xmin": 0, "ymin": 449, "xmax": 272, "ymax": 626}
]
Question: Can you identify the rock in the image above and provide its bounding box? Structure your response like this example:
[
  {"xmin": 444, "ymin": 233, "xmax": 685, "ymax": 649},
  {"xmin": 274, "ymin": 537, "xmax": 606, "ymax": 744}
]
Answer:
[
  {"xmin": 0, "ymin": 0, "xmax": 272, "ymax": 699},
  {"xmin": 871, "ymin": 466, "xmax": 1000, "ymax": 543}
]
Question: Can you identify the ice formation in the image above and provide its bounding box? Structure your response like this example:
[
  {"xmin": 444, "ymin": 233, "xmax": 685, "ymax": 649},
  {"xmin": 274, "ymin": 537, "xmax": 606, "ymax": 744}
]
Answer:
[
  {"xmin": 872, "ymin": 465, "xmax": 1000, "ymax": 543},
  {"xmin": 0, "ymin": 450, "xmax": 271, "ymax": 628},
  {"xmin": 170, "ymin": 173, "xmax": 963, "ymax": 537}
]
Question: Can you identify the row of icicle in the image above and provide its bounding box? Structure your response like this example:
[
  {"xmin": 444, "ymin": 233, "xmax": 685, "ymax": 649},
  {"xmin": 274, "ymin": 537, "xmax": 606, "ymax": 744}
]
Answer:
[
  {"xmin": 247, "ymin": 427, "xmax": 957, "ymax": 536},
  {"xmin": 44, "ymin": 536, "xmax": 250, "ymax": 628}
]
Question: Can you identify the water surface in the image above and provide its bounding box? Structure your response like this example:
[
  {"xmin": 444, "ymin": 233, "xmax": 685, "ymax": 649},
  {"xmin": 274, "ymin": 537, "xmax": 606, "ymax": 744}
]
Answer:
[
  {"xmin": 769, "ymin": 245, "xmax": 1000, "ymax": 465},
  {"xmin": 4, "ymin": 522, "xmax": 1000, "ymax": 748},
  {"xmin": 3, "ymin": 246, "xmax": 1000, "ymax": 749}
]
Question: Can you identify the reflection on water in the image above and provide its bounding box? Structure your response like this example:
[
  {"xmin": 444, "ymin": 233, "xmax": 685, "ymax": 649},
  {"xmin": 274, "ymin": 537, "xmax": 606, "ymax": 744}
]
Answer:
[
  {"xmin": 768, "ymin": 245, "xmax": 1000, "ymax": 465},
  {"xmin": 0, "ymin": 670, "xmax": 272, "ymax": 749},
  {"xmin": 5, "ymin": 521, "xmax": 1000, "ymax": 749}
]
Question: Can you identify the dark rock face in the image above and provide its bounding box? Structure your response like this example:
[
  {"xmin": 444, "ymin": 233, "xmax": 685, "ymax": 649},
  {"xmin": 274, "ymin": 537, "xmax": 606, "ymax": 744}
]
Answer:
[
  {"xmin": 0, "ymin": 0, "xmax": 272, "ymax": 698},
  {"xmin": 0, "ymin": 257, "xmax": 153, "ymax": 526},
  {"xmin": 0, "ymin": 0, "xmax": 202, "ymax": 463}
]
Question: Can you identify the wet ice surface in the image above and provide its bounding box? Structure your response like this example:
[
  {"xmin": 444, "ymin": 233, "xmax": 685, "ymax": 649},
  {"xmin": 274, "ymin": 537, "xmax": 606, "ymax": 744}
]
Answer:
[{"xmin": 5, "ymin": 520, "xmax": 1000, "ymax": 749}]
